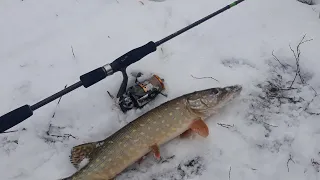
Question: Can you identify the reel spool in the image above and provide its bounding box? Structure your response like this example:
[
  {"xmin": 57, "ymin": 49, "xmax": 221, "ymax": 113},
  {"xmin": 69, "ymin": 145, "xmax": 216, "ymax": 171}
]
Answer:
[{"xmin": 117, "ymin": 73, "xmax": 165, "ymax": 113}]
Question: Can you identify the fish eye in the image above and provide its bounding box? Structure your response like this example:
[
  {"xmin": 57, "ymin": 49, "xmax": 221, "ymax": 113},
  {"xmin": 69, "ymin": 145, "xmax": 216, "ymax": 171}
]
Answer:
[{"xmin": 211, "ymin": 89, "xmax": 219, "ymax": 94}]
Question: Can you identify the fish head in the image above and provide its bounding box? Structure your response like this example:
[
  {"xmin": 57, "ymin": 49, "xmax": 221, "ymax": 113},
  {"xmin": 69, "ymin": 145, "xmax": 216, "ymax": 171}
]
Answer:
[{"xmin": 185, "ymin": 85, "xmax": 242, "ymax": 118}]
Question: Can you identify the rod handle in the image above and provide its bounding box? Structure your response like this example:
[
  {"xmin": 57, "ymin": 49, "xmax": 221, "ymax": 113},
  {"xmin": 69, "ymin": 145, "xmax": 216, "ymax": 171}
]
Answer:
[
  {"xmin": 110, "ymin": 41, "xmax": 157, "ymax": 72},
  {"xmin": 80, "ymin": 41, "xmax": 157, "ymax": 88},
  {"xmin": 80, "ymin": 67, "xmax": 107, "ymax": 88},
  {"xmin": 0, "ymin": 105, "xmax": 33, "ymax": 133}
]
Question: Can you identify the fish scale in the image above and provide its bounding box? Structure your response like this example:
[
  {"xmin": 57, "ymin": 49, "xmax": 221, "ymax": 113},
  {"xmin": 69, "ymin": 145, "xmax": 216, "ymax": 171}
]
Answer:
[{"xmin": 60, "ymin": 85, "xmax": 242, "ymax": 180}]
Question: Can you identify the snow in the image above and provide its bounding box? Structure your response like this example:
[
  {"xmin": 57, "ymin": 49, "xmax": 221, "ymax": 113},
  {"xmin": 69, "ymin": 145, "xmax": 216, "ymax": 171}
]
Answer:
[
  {"xmin": 78, "ymin": 158, "xmax": 89, "ymax": 170},
  {"xmin": 0, "ymin": 0, "xmax": 320, "ymax": 179}
]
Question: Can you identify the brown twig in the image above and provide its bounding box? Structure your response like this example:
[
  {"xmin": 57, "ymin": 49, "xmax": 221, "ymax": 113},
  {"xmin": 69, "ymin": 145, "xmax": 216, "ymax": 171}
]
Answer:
[{"xmin": 191, "ymin": 75, "xmax": 219, "ymax": 83}]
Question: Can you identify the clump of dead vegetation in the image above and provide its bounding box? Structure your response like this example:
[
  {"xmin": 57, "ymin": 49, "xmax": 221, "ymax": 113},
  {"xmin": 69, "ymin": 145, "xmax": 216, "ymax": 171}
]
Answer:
[
  {"xmin": 0, "ymin": 128, "xmax": 26, "ymax": 155},
  {"xmin": 150, "ymin": 156, "xmax": 205, "ymax": 180},
  {"xmin": 247, "ymin": 34, "xmax": 318, "ymax": 134},
  {"xmin": 118, "ymin": 155, "xmax": 205, "ymax": 180},
  {"xmin": 39, "ymin": 85, "xmax": 77, "ymax": 144},
  {"xmin": 245, "ymin": 34, "xmax": 320, "ymax": 173}
]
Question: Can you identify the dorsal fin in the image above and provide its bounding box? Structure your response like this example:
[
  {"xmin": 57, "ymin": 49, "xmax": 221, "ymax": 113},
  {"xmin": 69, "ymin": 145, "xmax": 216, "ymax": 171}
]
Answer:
[{"xmin": 69, "ymin": 140, "xmax": 105, "ymax": 169}]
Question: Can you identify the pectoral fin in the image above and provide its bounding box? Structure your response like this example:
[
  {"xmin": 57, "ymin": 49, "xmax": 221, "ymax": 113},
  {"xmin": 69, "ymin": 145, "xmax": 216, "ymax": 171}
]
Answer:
[
  {"xmin": 190, "ymin": 118, "xmax": 209, "ymax": 138},
  {"xmin": 151, "ymin": 144, "xmax": 161, "ymax": 160},
  {"xmin": 70, "ymin": 140, "xmax": 104, "ymax": 168}
]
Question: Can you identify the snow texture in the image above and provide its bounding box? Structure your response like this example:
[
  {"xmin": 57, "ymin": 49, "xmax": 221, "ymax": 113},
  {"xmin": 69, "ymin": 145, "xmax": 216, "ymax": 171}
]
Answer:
[
  {"xmin": 0, "ymin": 0, "xmax": 320, "ymax": 180},
  {"xmin": 78, "ymin": 158, "xmax": 89, "ymax": 170}
]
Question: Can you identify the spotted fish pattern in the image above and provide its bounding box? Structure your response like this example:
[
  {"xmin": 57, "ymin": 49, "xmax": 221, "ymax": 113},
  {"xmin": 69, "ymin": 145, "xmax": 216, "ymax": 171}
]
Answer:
[{"xmin": 59, "ymin": 85, "xmax": 242, "ymax": 180}]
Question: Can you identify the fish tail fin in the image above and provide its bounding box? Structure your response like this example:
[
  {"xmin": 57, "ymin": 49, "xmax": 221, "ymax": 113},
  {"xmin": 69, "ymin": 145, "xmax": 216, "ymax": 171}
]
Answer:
[{"xmin": 69, "ymin": 140, "xmax": 104, "ymax": 168}]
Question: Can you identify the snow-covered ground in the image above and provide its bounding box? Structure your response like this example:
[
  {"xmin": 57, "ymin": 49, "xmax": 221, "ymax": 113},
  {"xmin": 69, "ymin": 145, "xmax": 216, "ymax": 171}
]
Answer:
[{"xmin": 1, "ymin": 0, "xmax": 320, "ymax": 179}]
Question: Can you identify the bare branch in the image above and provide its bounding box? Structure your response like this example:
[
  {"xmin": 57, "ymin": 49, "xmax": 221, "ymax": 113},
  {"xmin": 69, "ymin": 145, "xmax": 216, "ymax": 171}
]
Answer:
[
  {"xmin": 278, "ymin": 88, "xmax": 298, "ymax": 91},
  {"xmin": 217, "ymin": 123, "xmax": 234, "ymax": 129},
  {"xmin": 288, "ymin": 35, "xmax": 313, "ymax": 88},
  {"xmin": 253, "ymin": 116, "xmax": 278, "ymax": 127},
  {"xmin": 191, "ymin": 74, "xmax": 219, "ymax": 83},
  {"xmin": 289, "ymin": 45, "xmax": 301, "ymax": 87},
  {"xmin": 45, "ymin": 124, "xmax": 77, "ymax": 142},
  {"xmin": 287, "ymin": 154, "xmax": 295, "ymax": 172},
  {"xmin": 299, "ymin": 34, "xmax": 313, "ymax": 45},
  {"xmin": 0, "ymin": 128, "xmax": 27, "ymax": 134},
  {"xmin": 306, "ymin": 112, "xmax": 320, "ymax": 116},
  {"xmin": 52, "ymin": 84, "xmax": 68, "ymax": 118},
  {"xmin": 42, "ymin": 84, "xmax": 77, "ymax": 142},
  {"xmin": 229, "ymin": 166, "xmax": 232, "ymax": 180},
  {"xmin": 297, "ymin": 0, "xmax": 315, "ymax": 5},
  {"xmin": 289, "ymin": 72, "xmax": 298, "ymax": 88},
  {"xmin": 311, "ymin": 159, "xmax": 320, "ymax": 172},
  {"xmin": 302, "ymin": 85, "xmax": 319, "ymax": 116},
  {"xmin": 310, "ymin": 86, "xmax": 318, "ymax": 97},
  {"xmin": 49, "ymin": 133, "xmax": 76, "ymax": 139},
  {"xmin": 272, "ymin": 50, "xmax": 287, "ymax": 69},
  {"xmin": 107, "ymin": 91, "xmax": 115, "ymax": 99},
  {"xmin": 263, "ymin": 122, "xmax": 278, "ymax": 127},
  {"xmin": 71, "ymin": 46, "xmax": 76, "ymax": 59}
]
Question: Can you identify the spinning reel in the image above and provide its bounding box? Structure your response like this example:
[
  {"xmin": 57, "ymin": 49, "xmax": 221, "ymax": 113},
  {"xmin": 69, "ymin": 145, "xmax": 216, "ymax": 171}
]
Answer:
[{"xmin": 113, "ymin": 69, "xmax": 166, "ymax": 113}]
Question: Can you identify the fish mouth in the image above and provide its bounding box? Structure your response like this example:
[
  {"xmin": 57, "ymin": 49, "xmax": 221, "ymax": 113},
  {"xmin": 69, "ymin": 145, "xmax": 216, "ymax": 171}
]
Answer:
[
  {"xmin": 228, "ymin": 84, "xmax": 242, "ymax": 95},
  {"xmin": 222, "ymin": 84, "xmax": 242, "ymax": 101}
]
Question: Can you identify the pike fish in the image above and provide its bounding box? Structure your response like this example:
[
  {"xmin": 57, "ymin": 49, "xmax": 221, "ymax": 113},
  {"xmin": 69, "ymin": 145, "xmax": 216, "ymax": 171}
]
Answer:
[{"xmin": 60, "ymin": 85, "xmax": 242, "ymax": 180}]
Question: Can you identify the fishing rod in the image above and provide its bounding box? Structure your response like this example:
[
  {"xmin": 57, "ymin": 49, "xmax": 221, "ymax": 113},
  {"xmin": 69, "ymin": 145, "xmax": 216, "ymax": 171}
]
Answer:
[{"xmin": 0, "ymin": 0, "xmax": 246, "ymax": 133}]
